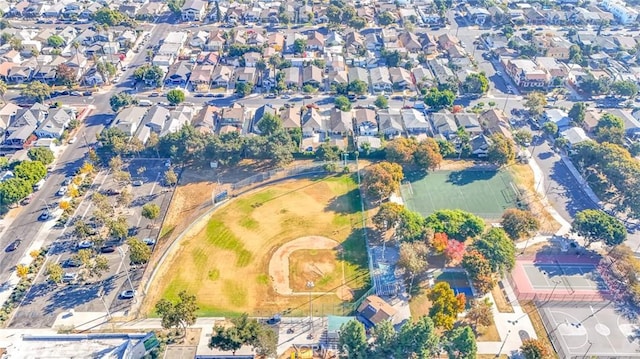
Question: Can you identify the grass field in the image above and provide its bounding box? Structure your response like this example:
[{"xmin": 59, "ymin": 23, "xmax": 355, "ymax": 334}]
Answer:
[
  {"xmin": 400, "ymin": 169, "xmax": 518, "ymax": 219},
  {"xmin": 145, "ymin": 175, "xmax": 370, "ymax": 317}
]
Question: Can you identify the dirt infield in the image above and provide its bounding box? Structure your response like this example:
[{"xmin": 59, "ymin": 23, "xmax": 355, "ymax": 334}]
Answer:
[{"xmin": 269, "ymin": 236, "xmax": 340, "ymax": 295}]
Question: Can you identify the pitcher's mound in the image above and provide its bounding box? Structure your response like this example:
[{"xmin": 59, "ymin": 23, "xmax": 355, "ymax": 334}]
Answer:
[{"xmin": 336, "ymin": 286, "xmax": 354, "ymax": 301}]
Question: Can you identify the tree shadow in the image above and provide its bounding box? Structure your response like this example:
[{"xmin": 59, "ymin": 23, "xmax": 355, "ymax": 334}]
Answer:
[
  {"xmin": 446, "ymin": 170, "xmax": 497, "ymax": 186},
  {"xmin": 324, "ymin": 188, "xmax": 361, "ymax": 215},
  {"xmin": 340, "ymin": 228, "xmax": 370, "ymax": 273}
]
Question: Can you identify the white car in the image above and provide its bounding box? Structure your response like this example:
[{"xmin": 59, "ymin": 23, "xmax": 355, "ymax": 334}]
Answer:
[
  {"xmin": 62, "ymin": 272, "xmax": 78, "ymax": 283},
  {"xmin": 120, "ymin": 290, "xmax": 137, "ymax": 299},
  {"xmin": 68, "ymin": 136, "xmax": 77, "ymax": 144},
  {"xmin": 143, "ymin": 237, "xmax": 156, "ymax": 246},
  {"xmin": 496, "ymin": 71, "xmax": 502, "ymax": 76},
  {"xmin": 56, "ymin": 186, "xmax": 68, "ymax": 196},
  {"xmin": 77, "ymin": 241, "xmax": 93, "ymax": 249},
  {"xmin": 132, "ymin": 180, "xmax": 144, "ymax": 186}
]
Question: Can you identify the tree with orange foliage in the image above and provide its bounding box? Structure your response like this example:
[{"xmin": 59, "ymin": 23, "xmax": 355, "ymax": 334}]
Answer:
[
  {"xmin": 428, "ymin": 282, "xmax": 466, "ymax": 330},
  {"xmin": 444, "ymin": 239, "xmax": 466, "ymax": 266},
  {"xmin": 430, "ymin": 232, "xmax": 448, "ymax": 253}
]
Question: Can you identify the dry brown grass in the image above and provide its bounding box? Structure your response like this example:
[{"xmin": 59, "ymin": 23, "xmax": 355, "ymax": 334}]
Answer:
[
  {"xmin": 491, "ymin": 283, "xmax": 515, "ymax": 313},
  {"xmin": 476, "ymin": 321, "xmax": 500, "ymax": 341},
  {"xmin": 289, "ymin": 249, "xmax": 343, "ymax": 292},
  {"xmin": 508, "ymin": 164, "xmax": 561, "ymax": 234},
  {"xmin": 521, "ymin": 301, "xmax": 559, "ymax": 359},
  {"xmin": 144, "ymin": 175, "xmax": 369, "ymax": 316}
]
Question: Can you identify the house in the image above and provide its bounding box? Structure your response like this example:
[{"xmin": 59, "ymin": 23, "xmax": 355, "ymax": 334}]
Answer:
[
  {"xmin": 503, "ymin": 58, "xmax": 550, "ymax": 89},
  {"xmin": 190, "ymin": 65, "xmax": 214, "ymax": 91},
  {"xmin": 600, "ymin": 0, "xmax": 639, "ymax": 24},
  {"xmin": 560, "ymin": 127, "xmax": 590, "ymax": 147},
  {"xmin": 356, "ymin": 295, "xmax": 396, "ymax": 328},
  {"xmin": 398, "ymin": 31, "xmax": 423, "ymax": 53},
  {"xmin": 543, "ymin": 109, "xmax": 571, "ymax": 131},
  {"xmin": 211, "ymin": 65, "xmax": 234, "ymax": 88},
  {"xmin": 389, "ymin": 67, "xmax": 414, "ymax": 90},
  {"xmin": 402, "ymin": 109, "xmax": 430, "ymax": 135},
  {"xmin": 378, "ymin": 109, "xmax": 404, "ymax": 137},
  {"xmin": 205, "ymin": 30, "xmax": 225, "ymax": 51},
  {"xmin": 189, "ymin": 31, "xmax": 209, "ymax": 49},
  {"xmin": 306, "ymin": 32, "xmax": 325, "ymax": 51},
  {"xmin": 4, "ymin": 104, "xmax": 47, "ymax": 146},
  {"xmin": 466, "ymin": 6, "xmax": 491, "ymax": 25},
  {"xmin": 164, "ymin": 61, "xmax": 191, "ymax": 87},
  {"xmin": 354, "ymin": 108, "xmax": 378, "ymax": 136},
  {"xmin": 438, "ymin": 34, "xmax": 459, "ymax": 50},
  {"xmin": 280, "ymin": 107, "xmax": 301, "ymax": 131},
  {"xmin": 328, "ymin": 109, "xmax": 352, "ymax": 136},
  {"xmin": 281, "ymin": 67, "xmax": 301, "ymax": 88},
  {"xmin": 428, "ymin": 59, "xmax": 456, "ymax": 86},
  {"xmin": 31, "ymin": 65, "xmax": 57, "ymax": 84},
  {"xmin": 252, "ymin": 105, "xmax": 277, "ymax": 135},
  {"xmin": 234, "ymin": 67, "xmax": 257, "ymax": 84},
  {"xmin": 370, "ymin": 67, "xmax": 392, "ymax": 93},
  {"xmin": 347, "ymin": 67, "xmax": 369, "ymax": 85},
  {"xmin": 582, "ymin": 109, "xmax": 601, "ymax": 133},
  {"xmin": 302, "ymin": 65, "xmax": 323, "ymax": 87},
  {"xmin": 219, "ymin": 106, "xmax": 246, "ymax": 132},
  {"xmin": 470, "ymin": 134, "xmax": 492, "ymax": 157},
  {"xmin": 113, "ymin": 107, "xmax": 148, "ymax": 137},
  {"xmin": 327, "ymin": 71, "xmax": 349, "ymax": 86},
  {"xmin": 455, "ymin": 113, "xmax": 483, "ymax": 136},
  {"xmin": 301, "ymin": 108, "xmax": 326, "ymax": 138},
  {"xmin": 34, "ymin": 108, "xmax": 74, "ymax": 138},
  {"xmin": 0, "ymin": 103, "xmax": 20, "ymax": 132},
  {"xmin": 356, "ymin": 135, "xmax": 382, "ymax": 152},
  {"xmin": 144, "ymin": 106, "xmax": 171, "ymax": 134},
  {"xmin": 524, "ymin": 8, "xmax": 547, "ymax": 25},
  {"xmin": 430, "ymin": 112, "xmax": 458, "ymax": 139},
  {"xmin": 479, "ymin": 109, "xmax": 511, "ymax": 139},
  {"xmin": 345, "ymin": 31, "xmax": 366, "ymax": 55},
  {"xmin": 606, "ymin": 109, "xmax": 640, "ymax": 138},
  {"xmin": 7, "ymin": 66, "xmax": 33, "ymax": 83},
  {"xmin": 164, "ymin": 105, "xmax": 194, "ymax": 137},
  {"xmin": 181, "ymin": 0, "xmax": 207, "ymax": 21}
]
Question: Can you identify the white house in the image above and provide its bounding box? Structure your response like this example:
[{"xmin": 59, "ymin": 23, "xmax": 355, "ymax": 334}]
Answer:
[{"xmin": 181, "ymin": 0, "xmax": 207, "ymax": 21}]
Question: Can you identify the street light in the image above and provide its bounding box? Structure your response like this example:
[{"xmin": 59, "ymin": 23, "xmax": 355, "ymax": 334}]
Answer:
[
  {"xmin": 117, "ymin": 247, "xmax": 135, "ymax": 302},
  {"xmin": 306, "ymin": 281, "xmax": 314, "ymax": 338},
  {"xmin": 97, "ymin": 287, "xmax": 112, "ymax": 319},
  {"xmin": 496, "ymin": 329, "xmax": 511, "ymax": 357}
]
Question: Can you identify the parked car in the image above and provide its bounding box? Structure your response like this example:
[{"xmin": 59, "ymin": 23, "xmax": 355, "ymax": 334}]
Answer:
[
  {"xmin": 69, "ymin": 91, "xmax": 83, "ymax": 97},
  {"xmin": 56, "ymin": 186, "xmax": 68, "ymax": 196},
  {"xmin": 143, "ymin": 238, "xmax": 156, "ymax": 246},
  {"xmin": 6, "ymin": 239, "xmax": 21, "ymax": 252},
  {"xmin": 194, "ymin": 93, "xmax": 204, "ymax": 98},
  {"xmin": 77, "ymin": 241, "xmax": 93, "ymax": 249},
  {"xmin": 119, "ymin": 290, "xmax": 137, "ymax": 299},
  {"xmin": 68, "ymin": 136, "xmax": 77, "ymax": 144},
  {"xmin": 20, "ymin": 194, "xmax": 33, "ymax": 206},
  {"xmin": 62, "ymin": 272, "xmax": 78, "ymax": 283},
  {"xmin": 132, "ymin": 180, "xmax": 144, "ymax": 186},
  {"xmin": 63, "ymin": 258, "xmax": 82, "ymax": 268},
  {"xmin": 281, "ymin": 95, "xmax": 291, "ymax": 99},
  {"xmin": 149, "ymin": 92, "xmax": 160, "ymax": 97},
  {"xmin": 38, "ymin": 210, "xmax": 51, "ymax": 221},
  {"xmin": 100, "ymin": 246, "xmax": 116, "ymax": 253}
]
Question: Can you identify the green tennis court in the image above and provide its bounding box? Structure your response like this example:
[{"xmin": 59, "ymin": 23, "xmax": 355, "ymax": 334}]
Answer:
[{"xmin": 399, "ymin": 169, "xmax": 518, "ymax": 219}]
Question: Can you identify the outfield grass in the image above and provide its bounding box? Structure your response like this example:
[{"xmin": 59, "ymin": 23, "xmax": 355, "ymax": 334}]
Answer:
[
  {"xmin": 146, "ymin": 175, "xmax": 370, "ymax": 316},
  {"xmin": 400, "ymin": 169, "xmax": 518, "ymax": 219}
]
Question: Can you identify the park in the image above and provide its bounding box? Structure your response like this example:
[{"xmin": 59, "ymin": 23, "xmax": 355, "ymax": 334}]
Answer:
[{"xmin": 143, "ymin": 174, "xmax": 370, "ymax": 317}]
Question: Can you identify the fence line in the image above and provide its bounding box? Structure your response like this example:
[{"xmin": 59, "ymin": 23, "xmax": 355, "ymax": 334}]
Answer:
[
  {"xmin": 505, "ymin": 272, "xmax": 609, "ymax": 302},
  {"xmin": 231, "ymin": 162, "xmax": 334, "ymax": 195}
]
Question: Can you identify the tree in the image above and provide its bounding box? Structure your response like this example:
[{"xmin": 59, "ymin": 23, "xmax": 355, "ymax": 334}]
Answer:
[
  {"xmin": 14, "ymin": 160, "xmax": 47, "ymax": 186},
  {"xmin": 414, "ymin": 138, "xmax": 443, "ymax": 171},
  {"xmin": 108, "ymin": 216, "xmax": 129, "ymax": 240},
  {"xmin": 501, "ymin": 208, "xmax": 540, "ymax": 240},
  {"xmin": 46, "ymin": 262, "xmax": 64, "ymax": 284},
  {"xmin": 235, "ymin": 82, "xmax": 254, "ymax": 98},
  {"xmin": 167, "ymin": 0, "xmax": 185, "ymax": 14},
  {"xmin": 47, "ymin": 35, "xmax": 65, "ymax": 48},
  {"xmin": 0, "ymin": 79, "xmax": 7, "ymax": 102},
  {"xmin": 109, "ymin": 92, "xmax": 135, "ymax": 112},
  {"xmin": 210, "ymin": 314, "xmax": 277, "ymax": 356},
  {"xmin": 430, "ymin": 232, "xmax": 448, "ymax": 253},
  {"xmin": 572, "ymin": 209, "xmax": 626, "ymax": 247},
  {"xmin": 372, "ymin": 202, "xmax": 405, "ymax": 232},
  {"xmin": 349, "ymin": 16, "xmax": 366, "ymax": 30},
  {"xmin": 461, "ymin": 73, "xmax": 489, "ymax": 94},
  {"xmin": 166, "ymin": 89, "xmax": 185, "ymax": 106},
  {"xmin": 21, "ymin": 81, "xmax": 52, "ymax": 103},
  {"xmin": 377, "ymin": 11, "xmax": 396, "ymax": 26},
  {"xmin": 156, "ymin": 291, "xmax": 198, "ymax": 335},
  {"xmin": 334, "ymin": 95, "xmax": 351, "ymax": 111},
  {"xmin": 542, "ymin": 121, "xmax": 558, "ymax": 138},
  {"xmin": 424, "ymin": 209, "xmax": 485, "ymax": 241},
  {"xmin": 487, "ymin": 133, "xmax": 515, "ymax": 166},
  {"xmin": 338, "ymin": 319, "xmax": 368, "ymax": 359},
  {"xmin": 395, "ymin": 316, "xmax": 440, "ymax": 358},
  {"xmin": 164, "ymin": 168, "xmax": 178, "ymax": 186},
  {"xmin": 348, "ymin": 80, "xmax": 368, "ymax": 95},
  {"xmin": 326, "ymin": 5, "xmax": 342, "ymax": 23},
  {"xmin": 524, "ymin": 92, "xmax": 547, "ymax": 117},
  {"xmin": 142, "ymin": 203, "xmax": 160, "ymax": 220},
  {"xmin": 374, "ymin": 95, "xmax": 388, "ymax": 109},
  {"xmin": 133, "ymin": 64, "xmax": 164, "ymax": 87},
  {"xmin": 428, "ymin": 282, "xmax": 465, "ymax": 330},
  {"xmin": 446, "ymin": 325, "xmax": 477, "ymax": 359},
  {"xmin": 0, "ymin": 177, "xmax": 31, "ymax": 206},
  {"xmin": 117, "ymin": 188, "xmax": 133, "ymax": 208},
  {"xmin": 513, "ymin": 129, "xmax": 533, "ymax": 146},
  {"xmin": 595, "ymin": 113, "xmax": 625, "ymax": 144},
  {"xmin": 27, "ymin": 147, "xmax": 54, "ymax": 166},
  {"xmin": 315, "ymin": 143, "xmax": 341, "ymax": 162},
  {"xmin": 474, "ymin": 228, "xmax": 515, "ymax": 273},
  {"xmin": 385, "ymin": 137, "xmax": 416, "ymax": 164},
  {"xmin": 257, "ymin": 113, "xmax": 282, "ymax": 136},
  {"xmin": 398, "ymin": 241, "xmax": 428, "ymax": 292},
  {"xmin": 16, "ymin": 264, "xmax": 29, "ymax": 279},
  {"xmin": 293, "ymin": 38, "xmax": 307, "ymax": 54},
  {"xmin": 362, "ymin": 162, "xmax": 404, "ymax": 202},
  {"xmin": 424, "ymin": 88, "xmax": 455, "ymax": 110},
  {"xmin": 54, "ymin": 63, "xmax": 76, "ymax": 87},
  {"xmin": 444, "ymin": 239, "xmax": 465, "ymax": 266},
  {"xmin": 466, "ymin": 298, "xmax": 493, "ymax": 329},
  {"xmin": 568, "ymin": 102, "xmax": 586, "ymax": 125},
  {"xmin": 520, "ymin": 338, "xmax": 553, "ymax": 359},
  {"xmin": 611, "ymin": 80, "xmax": 639, "ymax": 98},
  {"xmin": 88, "ymin": 255, "xmax": 109, "ymax": 278},
  {"xmin": 462, "ymin": 250, "xmax": 495, "ymax": 295},
  {"xmin": 127, "ymin": 237, "xmax": 151, "ymax": 264}
]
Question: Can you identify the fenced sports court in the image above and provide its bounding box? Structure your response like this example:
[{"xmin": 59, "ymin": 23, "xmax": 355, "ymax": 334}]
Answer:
[
  {"xmin": 399, "ymin": 169, "xmax": 519, "ymax": 220},
  {"xmin": 538, "ymin": 301, "xmax": 640, "ymax": 358},
  {"xmin": 508, "ymin": 255, "xmax": 610, "ymax": 302},
  {"xmin": 435, "ymin": 271, "xmax": 474, "ymax": 298}
]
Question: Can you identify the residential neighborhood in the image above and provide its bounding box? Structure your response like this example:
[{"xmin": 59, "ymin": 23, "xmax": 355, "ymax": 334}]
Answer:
[{"xmin": 0, "ymin": 0, "xmax": 637, "ymax": 357}]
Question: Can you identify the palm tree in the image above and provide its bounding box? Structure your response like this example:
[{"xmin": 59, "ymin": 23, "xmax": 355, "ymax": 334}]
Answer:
[
  {"xmin": 0, "ymin": 79, "xmax": 7, "ymax": 104},
  {"xmin": 255, "ymin": 59, "xmax": 266, "ymax": 87}
]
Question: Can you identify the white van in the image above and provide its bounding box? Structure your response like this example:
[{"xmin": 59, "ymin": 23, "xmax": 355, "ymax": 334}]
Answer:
[{"xmin": 138, "ymin": 100, "xmax": 152, "ymax": 107}]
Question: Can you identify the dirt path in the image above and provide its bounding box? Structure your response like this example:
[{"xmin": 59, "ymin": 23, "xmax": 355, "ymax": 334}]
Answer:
[{"xmin": 269, "ymin": 236, "xmax": 340, "ymax": 296}]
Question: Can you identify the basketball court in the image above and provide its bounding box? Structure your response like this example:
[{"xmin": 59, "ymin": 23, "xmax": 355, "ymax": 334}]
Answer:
[{"xmin": 540, "ymin": 302, "xmax": 640, "ymax": 358}]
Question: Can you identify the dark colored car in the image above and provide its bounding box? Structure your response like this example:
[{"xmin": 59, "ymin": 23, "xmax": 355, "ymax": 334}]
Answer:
[
  {"xmin": 63, "ymin": 258, "xmax": 82, "ymax": 268},
  {"xmin": 100, "ymin": 246, "xmax": 116, "ymax": 253},
  {"xmin": 6, "ymin": 239, "xmax": 22, "ymax": 252}
]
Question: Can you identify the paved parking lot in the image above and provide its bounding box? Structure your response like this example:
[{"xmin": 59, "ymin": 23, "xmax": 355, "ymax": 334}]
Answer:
[{"xmin": 9, "ymin": 159, "xmax": 173, "ymax": 328}]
